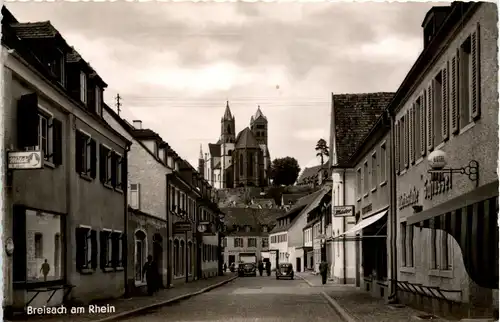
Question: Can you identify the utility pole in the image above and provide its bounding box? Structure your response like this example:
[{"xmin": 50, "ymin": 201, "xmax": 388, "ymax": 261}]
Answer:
[{"xmin": 116, "ymin": 93, "xmax": 122, "ymax": 116}]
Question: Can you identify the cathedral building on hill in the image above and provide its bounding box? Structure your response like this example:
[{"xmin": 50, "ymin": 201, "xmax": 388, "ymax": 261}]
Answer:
[{"xmin": 199, "ymin": 102, "xmax": 271, "ymax": 189}]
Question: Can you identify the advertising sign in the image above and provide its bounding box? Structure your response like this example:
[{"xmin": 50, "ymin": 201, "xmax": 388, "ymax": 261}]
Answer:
[
  {"xmin": 8, "ymin": 151, "xmax": 43, "ymax": 169},
  {"xmin": 174, "ymin": 221, "xmax": 192, "ymax": 234},
  {"xmin": 333, "ymin": 205, "xmax": 354, "ymax": 217}
]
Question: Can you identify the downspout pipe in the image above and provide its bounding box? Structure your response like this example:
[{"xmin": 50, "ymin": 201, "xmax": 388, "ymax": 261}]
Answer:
[
  {"xmin": 123, "ymin": 143, "xmax": 131, "ymax": 298},
  {"xmin": 388, "ymin": 110, "xmax": 399, "ymax": 304},
  {"xmin": 342, "ymin": 170, "xmax": 347, "ymax": 284}
]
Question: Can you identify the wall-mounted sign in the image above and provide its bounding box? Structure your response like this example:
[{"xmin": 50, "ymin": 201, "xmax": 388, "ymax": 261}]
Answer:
[
  {"xmin": 8, "ymin": 151, "xmax": 43, "ymax": 169},
  {"xmin": 5, "ymin": 237, "xmax": 14, "ymax": 256},
  {"xmin": 398, "ymin": 187, "xmax": 420, "ymax": 210},
  {"xmin": 174, "ymin": 221, "xmax": 192, "ymax": 234},
  {"xmin": 428, "ymin": 150, "xmax": 447, "ymax": 170},
  {"xmin": 362, "ymin": 204, "xmax": 372, "ymax": 215},
  {"xmin": 424, "ymin": 175, "xmax": 452, "ymax": 200},
  {"xmin": 333, "ymin": 205, "xmax": 354, "ymax": 217}
]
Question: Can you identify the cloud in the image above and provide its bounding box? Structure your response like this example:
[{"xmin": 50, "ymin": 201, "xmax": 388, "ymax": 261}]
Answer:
[{"xmin": 5, "ymin": 1, "xmax": 435, "ymax": 169}]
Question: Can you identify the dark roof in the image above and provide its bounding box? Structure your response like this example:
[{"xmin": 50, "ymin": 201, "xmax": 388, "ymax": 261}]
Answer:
[
  {"xmin": 333, "ymin": 92, "xmax": 394, "ymax": 166},
  {"xmin": 209, "ymin": 143, "xmax": 220, "ymax": 157},
  {"xmin": 270, "ymin": 204, "xmax": 307, "ymax": 234},
  {"xmin": 296, "ymin": 164, "xmax": 327, "ymax": 185},
  {"xmin": 221, "ymin": 207, "xmax": 285, "ymax": 228},
  {"xmin": 303, "ymin": 218, "xmax": 320, "ymax": 230},
  {"xmin": 131, "ymin": 128, "xmax": 163, "ymax": 142},
  {"xmin": 235, "ymin": 127, "xmax": 259, "ymax": 149},
  {"xmin": 213, "ymin": 160, "xmax": 221, "ymax": 169},
  {"xmin": 282, "ymin": 192, "xmax": 310, "ymax": 206},
  {"xmin": 10, "ymin": 21, "xmax": 58, "ymax": 38}
]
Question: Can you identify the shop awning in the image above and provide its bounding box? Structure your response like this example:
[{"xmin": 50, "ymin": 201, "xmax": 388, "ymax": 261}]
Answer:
[
  {"xmin": 405, "ymin": 180, "xmax": 498, "ymax": 290},
  {"xmin": 337, "ymin": 210, "xmax": 388, "ymax": 237}
]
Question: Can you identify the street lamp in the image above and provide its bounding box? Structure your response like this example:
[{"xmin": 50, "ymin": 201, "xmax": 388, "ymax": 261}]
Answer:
[{"xmin": 285, "ymin": 252, "xmax": 290, "ymax": 262}]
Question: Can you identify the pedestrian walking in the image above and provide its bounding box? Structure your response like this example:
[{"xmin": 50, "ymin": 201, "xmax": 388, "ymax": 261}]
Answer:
[
  {"xmin": 143, "ymin": 255, "xmax": 159, "ymax": 296},
  {"xmin": 258, "ymin": 261, "xmax": 264, "ymax": 276},
  {"xmin": 319, "ymin": 260, "xmax": 328, "ymax": 285},
  {"xmin": 223, "ymin": 263, "xmax": 227, "ymax": 273},
  {"xmin": 40, "ymin": 259, "xmax": 50, "ymax": 281},
  {"xmin": 265, "ymin": 261, "xmax": 271, "ymax": 276}
]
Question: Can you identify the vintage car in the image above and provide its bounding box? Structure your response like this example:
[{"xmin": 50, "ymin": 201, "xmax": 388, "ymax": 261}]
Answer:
[
  {"xmin": 276, "ymin": 263, "xmax": 294, "ymax": 280},
  {"xmin": 238, "ymin": 263, "xmax": 257, "ymax": 277}
]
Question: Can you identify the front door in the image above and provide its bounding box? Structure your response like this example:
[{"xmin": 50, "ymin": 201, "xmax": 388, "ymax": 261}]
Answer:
[
  {"xmin": 229, "ymin": 255, "xmax": 235, "ymax": 265},
  {"xmin": 296, "ymin": 257, "xmax": 301, "ymax": 272}
]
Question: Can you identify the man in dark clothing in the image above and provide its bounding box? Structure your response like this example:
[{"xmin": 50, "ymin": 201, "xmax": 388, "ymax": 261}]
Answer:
[
  {"xmin": 265, "ymin": 261, "xmax": 271, "ymax": 276},
  {"xmin": 143, "ymin": 255, "xmax": 159, "ymax": 296},
  {"xmin": 258, "ymin": 261, "xmax": 264, "ymax": 276},
  {"xmin": 223, "ymin": 263, "xmax": 227, "ymax": 273},
  {"xmin": 319, "ymin": 261, "xmax": 328, "ymax": 285}
]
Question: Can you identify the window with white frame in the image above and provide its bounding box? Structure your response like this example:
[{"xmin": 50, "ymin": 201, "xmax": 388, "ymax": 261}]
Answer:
[
  {"xmin": 76, "ymin": 227, "xmax": 97, "ymax": 272},
  {"xmin": 95, "ymin": 87, "xmax": 102, "ymax": 116},
  {"xmin": 380, "ymin": 143, "xmax": 387, "ymax": 184},
  {"xmin": 76, "ymin": 130, "xmax": 96, "ymax": 178},
  {"xmin": 371, "ymin": 153, "xmax": 377, "ymax": 190},
  {"xmin": 130, "ymin": 184, "xmax": 141, "ymax": 209},
  {"xmin": 80, "ymin": 71, "xmax": 87, "ymax": 104},
  {"xmin": 134, "ymin": 230, "xmax": 147, "ymax": 283},
  {"xmin": 356, "ymin": 168, "xmax": 361, "ymax": 200},
  {"xmin": 234, "ymin": 238, "xmax": 243, "ymax": 247},
  {"xmin": 100, "ymin": 230, "xmax": 113, "ymax": 270},
  {"xmin": 100, "ymin": 145, "xmax": 113, "ymax": 186},
  {"xmin": 363, "ymin": 161, "xmax": 369, "ymax": 196},
  {"xmin": 115, "ymin": 153, "xmax": 123, "ymax": 190}
]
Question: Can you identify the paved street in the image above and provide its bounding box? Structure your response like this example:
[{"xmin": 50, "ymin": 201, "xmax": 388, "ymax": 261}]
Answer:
[{"xmin": 121, "ymin": 275, "xmax": 342, "ymax": 322}]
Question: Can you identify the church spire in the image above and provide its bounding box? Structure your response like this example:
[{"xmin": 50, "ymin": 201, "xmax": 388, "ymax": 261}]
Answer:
[
  {"xmin": 254, "ymin": 105, "xmax": 266, "ymax": 120},
  {"xmin": 199, "ymin": 144, "xmax": 203, "ymax": 159},
  {"xmin": 223, "ymin": 101, "xmax": 233, "ymax": 120}
]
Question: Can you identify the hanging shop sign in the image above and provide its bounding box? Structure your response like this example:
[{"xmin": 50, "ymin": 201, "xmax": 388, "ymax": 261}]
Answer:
[
  {"xmin": 333, "ymin": 205, "xmax": 354, "ymax": 217},
  {"xmin": 398, "ymin": 187, "xmax": 420, "ymax": 210},
  {"xmin": 8, "ymin": 151, "xmax": 43, "ymax": 169}
]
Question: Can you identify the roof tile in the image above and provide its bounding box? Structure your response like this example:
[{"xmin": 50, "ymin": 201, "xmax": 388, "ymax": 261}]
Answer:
[{"xmin": 235, "ymin": 127, "xmax": 258, "ymax": 149}]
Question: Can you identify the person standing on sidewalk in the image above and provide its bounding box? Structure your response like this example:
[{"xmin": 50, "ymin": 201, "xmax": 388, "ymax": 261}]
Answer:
[
  {"xmin": 319, "ymin": 260, "xmax": 328, "ymax": 285},
  {"xmin": 258, "ymin": 261, "xmax": 264, "ymax": 276},
  {"xmin": 143, "ymin": 255, "xmax": 159, "ymax": 296}
]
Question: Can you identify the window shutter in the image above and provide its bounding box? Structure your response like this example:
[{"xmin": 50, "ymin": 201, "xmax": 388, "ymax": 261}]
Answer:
[
  {"xmin": 420, "ymin": 92, "xmax": 427, "ymax": 156},
  {"xmin": 90, "ymin": 139, "xmax": 97, "ymax": 178},
  {"xmin": 17, "ymin": 93, "xmax": 39, "ymax": 149},
  {"xmin": 100, "ymin": 231, "xmax": 107, "ymax": 269},
  {"xmin": 119, "ymin": 233, "xmax": 125, "ymax": 267},
  {"xmin": 409, "ymin": 105, "xmax": 414, "ymax": 165},
  {"xmin": 394, "ymin": 121, "xmax": 399, "ymax": 174},
  {"xmin": 121, "ymin": 156, "xmax": 127, "ymax": 191},
  {"xmin": 442, "ymin": 64, "xmax": 449, "ymax": 141},
  {"xmin": 471, "ymin": 24, "xmax": 480, "ymax": 120},
  {"xmin": 91, "ymin": 230, "xmax": 98, "ymax": 269},
  {"xmin": 75, "ymin": 228, "xmax": 85, "ymax": 270},
  {"xmin": 450, "ymin": 51, "xmax": 459, "ymax": 134},
  {"xmin": 52, "ymin": 118, "xmax": 63, "ymax": 166},
  {"xmin": 99, "ymin": 145, "xmax": 106, "ymax": 183},
  {"xmin": 403, "ymin": 115, "xmax": 408, "ymax": 169},
  {"xmin": 75, "ymin": 131, "xmax": 83, "ymax": 174},
  {"xmin": 111, "ymin": 152, "xmax": 117, "ymax": 187},
  {"xmin": 426, "ymin": 83, "xmax": 434, "ymax": 151}
]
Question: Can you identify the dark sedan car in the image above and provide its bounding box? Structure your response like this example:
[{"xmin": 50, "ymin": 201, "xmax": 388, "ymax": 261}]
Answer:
[
  {"xmin": 276, "ymin": 263, "xmax": 294, "ymax": 280},
  {"xmin": 238, "ymin": 263, "xmax": 257, "ymax": 277}
]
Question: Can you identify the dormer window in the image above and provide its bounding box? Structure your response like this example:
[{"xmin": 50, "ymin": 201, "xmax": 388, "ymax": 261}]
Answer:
[
  {"xmin": 80, "ymin": 72, "xmax": 87, "ymax": 104},
  {"xmin": 174, "ymin": 161, "xmax": 179, "ymax": 171},
  {"xmin": 48, "ymin": 50, "xmax": 65, "ymax": 86},
  {"xmin": 245, "ymin": 226, "xmax": 251, "ymax": 232},
  {"xmin": 262, "ymin": 226, "xmax": 268, "ymax": 233},
  {"xmin": 95, "ymin": 87, "xmax": 102, "ymax": 116}
]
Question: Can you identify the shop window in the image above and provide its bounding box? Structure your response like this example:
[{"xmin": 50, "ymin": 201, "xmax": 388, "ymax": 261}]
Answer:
[
  {"xmin": 76, "ymin": 226, "xmax": 97, "ymax": 273},
  {"xmin": 134, "ymin": 230, "xmax": 147, "ymax": 283}
]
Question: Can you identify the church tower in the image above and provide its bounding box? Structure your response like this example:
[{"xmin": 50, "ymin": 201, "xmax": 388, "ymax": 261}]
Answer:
[
  {"xmin": 220, "ymin": 101, "xmax": 236, "ymax": 144},
  {"xmin": 250, "ymin": 106, "xmax": 268, "ymax": 145},
  {"xmin": 198, "ymin": 144, "xmax": 205, "ymax": 178}
]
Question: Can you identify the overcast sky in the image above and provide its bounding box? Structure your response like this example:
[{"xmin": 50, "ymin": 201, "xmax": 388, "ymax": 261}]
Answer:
[{"xmin": 7, "ymin": 1, "xmax": 436, "ymax": 170}]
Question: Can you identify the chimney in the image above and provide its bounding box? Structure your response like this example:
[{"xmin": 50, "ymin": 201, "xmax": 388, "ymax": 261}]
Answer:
[
  {"xmin": 133, "ymin": 120, "xmax": 142, "ymax": 129},
  {"xmin": 421, "ymin": 5, "xmax": 452, "ymax": 50}
]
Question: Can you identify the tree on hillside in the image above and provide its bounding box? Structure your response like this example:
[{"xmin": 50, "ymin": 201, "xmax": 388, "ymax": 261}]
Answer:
[
  {"xmin": 269, "ymin": 157, "xmax": 301, "ymax": 186},
  {"xmin": 315, "ymin": 138, "xmax": 329, "ymax": 166}
]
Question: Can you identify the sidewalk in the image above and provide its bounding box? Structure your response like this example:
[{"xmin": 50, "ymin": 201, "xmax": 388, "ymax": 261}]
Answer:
[
  {"xmin": 297, "ymin": 272, "xmax": 455, "ymax": 322},
  {"xmin": 6, "ymin": 273, "xmax": 238, "ymax": 322}
]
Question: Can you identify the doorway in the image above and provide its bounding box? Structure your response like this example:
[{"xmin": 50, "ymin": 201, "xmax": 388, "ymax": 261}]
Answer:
[
  {"xmin": 153, "ymin": 234, "xmax": 164, "ymax": 287},
  {"xmin": 296, "ymin": 257, "xmax": 301, "ymax": 272},
  {"xmin": 228, "ymin": 255, "xmax": 235, "ymax": 265}
]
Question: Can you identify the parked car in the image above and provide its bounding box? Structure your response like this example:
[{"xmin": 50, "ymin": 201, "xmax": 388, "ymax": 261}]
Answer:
[
  {"xmin": 238, "ymin": 263, "xmax": 257, "ymax": 277},
  {"xmin": 276, "ymin": 263, "xmax": 294, "ymax": 280}
]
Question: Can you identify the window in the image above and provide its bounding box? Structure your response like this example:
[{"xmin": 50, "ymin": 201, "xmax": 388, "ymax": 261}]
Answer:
[
  {"xmin": 100, "ymin": 145, "xmax": 113, "ymax": 186},
  {"xmin": 239, "ymin": 155, "xmax": 243, "ymax": 176},
  {"xmin": 262, "ymin": 226, "xmax": 268, "ymax": 233},
  {"xmin": 247, "ymin": 238, "xmax": 257, "ymax": 247},
  {"xmin": 76, "ymin": 226, "xmax": 97, "ymax": 273},
  {"xmin": 363, "ymin": 161, "xmax": 369, "ymax": 196},
  {"xmin": 115, "ymin": 153, "xmax": 123, "ymax": 190},
  {"xmin": 262, "ymin": 237, "xmax": 269, "ymax": 248},
  {"xmin": 380, "ymin": 143, "xmax": 387, "ymax": 184},
  {"xmin": 248, "ymin": 152, "xmax": 254, "ymax": 176},
  {"xmin": 223, "ymin": 238, "xmax": 227, "ymax": 247},
  {"xmin": 135, "ymin": 231, "xmax": 147, "ymax": 282},
  {"xmin": 400, "ymin": 222, "xmax": 414, "ymax": 267},
  {"xmin": 234, "ymin": 238, "xmax": 243, "ymax": 248},
  {"xmin": 430, "ymin": 221, "xmax": 453, "ymax": 271},
  {"xmin": 371, "ymin": 153, "xmax": 377, "ymax": 190},
  {"xmin": 75, "ymin": 130, "xmax": 96, "ymax": 178},
  {"xmin": 80, "ymin": 72, "xmax": 87, "ymax": 103},
  {"xmin": 95, "ymin": 87, "xmax": 102, "ymax": 116},
  {"xmin": 130, "ymin": 183, "xmax": 141, "ymax": 209},
  {"xmin": 47, "ymin": 51, "xmax": 64, "ymax": 85},
  {"xmin": 245, "ymin": 226, "xmax": 251, "ymax": 233},
  {"xmin": 34, "ymin": 233, "xmax": 43, "ymax": 258},
  {"xmin": 356, "ymin": 168, "xmax": 361, "ymax": 200},
  {"xmin": 414, "ymin": 98, "xmax": 422, "ymax": 160},
  {"xmin": 100, "ymin": 230, "xmax": 113, "ymax": 270},
  {"xmin": 458, "ymin": 35, "xmax": 474, "ymax": 130}
]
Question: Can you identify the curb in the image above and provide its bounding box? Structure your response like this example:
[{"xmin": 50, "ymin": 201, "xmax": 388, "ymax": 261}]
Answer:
[
  {"xmin": 93, "ymin": 275, "xmax": 238, "ymax": 322},
  {"xmin": 296, "ymin": 274, "xmax": 314, "ymax": 287},
  {"xmin": 320, "ymin": 291, "xmax": 357, "ymax": 322}
]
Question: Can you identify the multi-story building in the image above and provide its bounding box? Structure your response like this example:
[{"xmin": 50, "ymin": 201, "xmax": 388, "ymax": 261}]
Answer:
[
  {"xmin": 327, "ymin": 93, "xmax": 394, "ymax": 287},
  {"xmin": 102, "ymin": 111, "xmax": 172, "ymax": 293},
  {"xmin": 2, "ymin": 8, "xmax": 130, "ymax": 313},
  {"xmin": 390, "ymin": 3, "xmax": 498, "ymax": 319},
  {"xmin": 269, "ymin": 188, "xmax": 330, "ymax": 272},
  {"xmin": 221, "ymin": 207, "xmax": 278, "ymax": 266}
]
